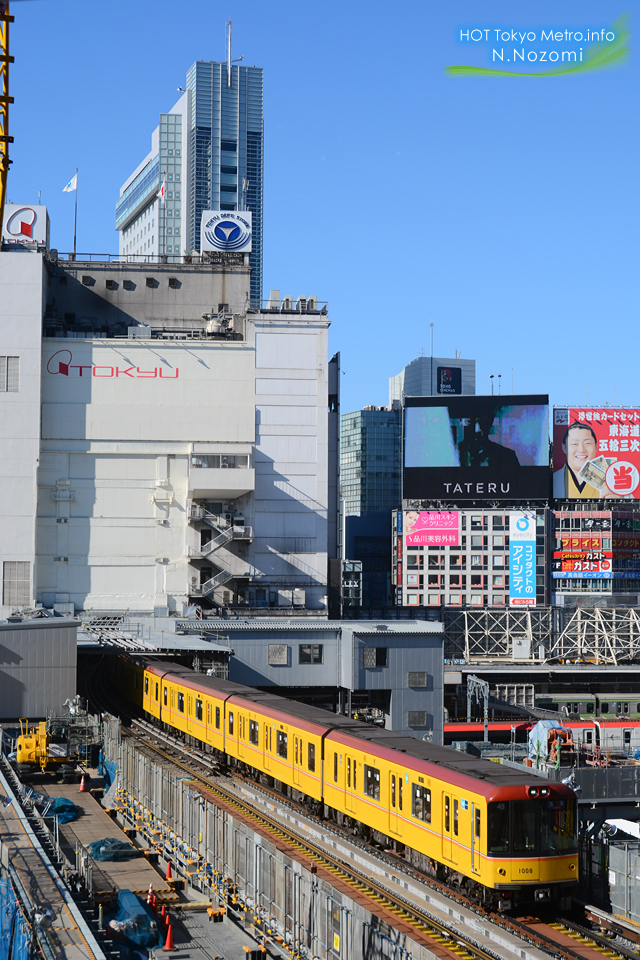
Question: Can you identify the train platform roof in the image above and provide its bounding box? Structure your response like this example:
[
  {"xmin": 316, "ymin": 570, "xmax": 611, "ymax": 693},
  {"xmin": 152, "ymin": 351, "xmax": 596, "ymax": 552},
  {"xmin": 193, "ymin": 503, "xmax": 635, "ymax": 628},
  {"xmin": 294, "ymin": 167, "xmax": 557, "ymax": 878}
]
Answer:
[{"xmin": 77, "ymin": 624, "xmax": 234, "ymax": 655}]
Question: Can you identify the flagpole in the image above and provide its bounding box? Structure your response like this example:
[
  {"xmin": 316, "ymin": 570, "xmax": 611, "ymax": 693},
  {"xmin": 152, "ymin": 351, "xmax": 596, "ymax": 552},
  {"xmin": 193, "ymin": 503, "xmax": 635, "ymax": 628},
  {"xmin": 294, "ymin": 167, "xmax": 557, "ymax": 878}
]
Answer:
[{"xmin": 73, "ymin": 167, "xmax": 78, "ymax": 258}]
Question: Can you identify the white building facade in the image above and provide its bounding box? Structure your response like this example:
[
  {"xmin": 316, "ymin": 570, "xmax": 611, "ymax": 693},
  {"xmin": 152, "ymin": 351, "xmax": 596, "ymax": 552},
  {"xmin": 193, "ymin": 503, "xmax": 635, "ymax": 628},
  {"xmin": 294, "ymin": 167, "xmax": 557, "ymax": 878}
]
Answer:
[{"xmin": 0, "ymin": 244, "xmax": 336, "ymax": 618}]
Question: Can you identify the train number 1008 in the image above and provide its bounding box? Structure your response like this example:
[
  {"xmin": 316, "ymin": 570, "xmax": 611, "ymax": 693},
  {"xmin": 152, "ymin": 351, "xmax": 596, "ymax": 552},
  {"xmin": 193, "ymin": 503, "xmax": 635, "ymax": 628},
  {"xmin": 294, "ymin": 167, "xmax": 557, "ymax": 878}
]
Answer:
[{"xmin": 519, "ymin": 868, "xmax": 533, "ymax": 874}]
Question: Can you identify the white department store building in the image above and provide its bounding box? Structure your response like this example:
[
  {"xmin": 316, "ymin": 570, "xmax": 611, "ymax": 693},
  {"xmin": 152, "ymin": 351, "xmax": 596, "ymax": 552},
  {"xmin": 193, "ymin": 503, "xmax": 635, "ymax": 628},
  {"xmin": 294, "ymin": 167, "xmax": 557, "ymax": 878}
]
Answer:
[{"xmin": 0, "ymin": 239, "xmax": 337, "ymax": 617}]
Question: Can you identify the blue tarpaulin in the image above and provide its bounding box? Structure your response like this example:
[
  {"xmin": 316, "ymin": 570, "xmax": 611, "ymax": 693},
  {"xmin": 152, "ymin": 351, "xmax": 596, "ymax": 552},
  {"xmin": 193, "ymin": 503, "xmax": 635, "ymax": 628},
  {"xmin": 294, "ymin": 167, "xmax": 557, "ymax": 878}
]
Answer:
[
  {"xmin": 0, "ymin": 878, "xmax": 31, "ymax": 960},
  {"xmin": 86, "ymin": 838, "xmax": 140, "ymax": 861},
  {"xmin": 528, "ymin": 720, "xmax": 566, "ymax": 761},
  {"xmin": 107, "ymin": 890, "xmax": 163, "ymax": 952},
  {"xmin": 25, "ymin": 790, "xmax": 79, "ymax": 824}
]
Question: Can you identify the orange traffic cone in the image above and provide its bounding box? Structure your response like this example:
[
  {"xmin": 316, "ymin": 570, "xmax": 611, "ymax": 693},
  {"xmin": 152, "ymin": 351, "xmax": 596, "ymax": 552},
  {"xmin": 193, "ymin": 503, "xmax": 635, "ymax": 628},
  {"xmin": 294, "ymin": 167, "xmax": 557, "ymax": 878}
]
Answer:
[
  {"xmin": 152, "ymin": 894, "xmax": 158, "ymax": 915},
  {"xmin": 162, "ymin": 917, "xmax": 174, "ymax": 951},
  {"xmin": 78, "ymin": 774, "xmax": 87, "ymax": 793},
  {"xmin": 165, "ymin": 862, "xmax": 172, "ymax": 881},
  {"xmin": 160, "ymin": 904, "xmax": 167, "ymax": 927}
]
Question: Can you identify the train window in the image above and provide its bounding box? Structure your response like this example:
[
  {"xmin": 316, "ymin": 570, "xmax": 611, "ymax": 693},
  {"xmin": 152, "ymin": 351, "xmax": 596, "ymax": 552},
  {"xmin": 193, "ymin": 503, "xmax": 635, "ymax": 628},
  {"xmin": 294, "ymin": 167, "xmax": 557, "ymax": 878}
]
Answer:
[
  {"xmin": 637, "ymin": 703, "xmax": 640, "ymax": 713},
  {"xmin": 586, "ymin": 702, "xmax": 594, "ymax": 713},
  {"xmin": 242, "ymin": 717, "xmax": 246, "ymax": 739},
  {"xmin": 475, "ymin": 808, "xmax": 481, "ymax": 839},
  {"xmin": 134, "ymin": 673, "xmax": 138, "ymax": 690},
  {"xmin": 540, "ymin": 798, "xmax": 578, "ymax": 856},
  {"xmin": 624, "ymin": 703, "xmax": 630, "ymax": 714},
  {"xmin": 308, "ymin": 743, "xmax": 315, "ymax": 772},
  {"xmin": 207, "ymin": 703, "xmax": 211, "ymax": 725},
  {"xmin": 216, "ymin": 706, "xmax": 220, "ymax": 729},
  {"xmin": 453, "ymin": 799, "xmax": 459, "ymax": 836},
  {"xmin": 144, "ymin": 677, "xmax": 149, "ymax": 695},
  {"xmin": 250, "ymin": 720, "xmax": 259, "ymax": 745},
  {"xmin": 277, "ymin": 731, "xmax": 288, "ymax": 759},
  {"xmin": 269, "ymin": 727, "xmax": 272, "ymax": 752},
  {"xmin": 195, "ymin": 699, "xmax": 203, "ymax": 722},
  {"xmin": 584, "ymin": 730, "xmax": 593, "ymax": 744},
  {"xmin": 444, "ymin": 796, "xmax": 450, "ymax": 832},
  {"xmin": 487, "ymin": 802, "xmax": 509, "ymax": 853},
  {"xmin": 264, "ymin": 723, "xmax": 269, "ymax": 749},
  {"xmin": 295, "ymin": 738, "xmax": 298, "ymax": 764},
  {"xmin": 601, "ymin": 702, "xmax": 609, "ymax": 713},
  {"xmin": 391, "ymin": 775, "xmax": 396, "ymax": 808},
  {"xmin": 347, "ymin": 758, "xmax": 351, "ymax": 788},
  {"xmin": 155, "ymin": 683, "xmax": 159, "ymax": 701},
  {"xmin": 512, "ymin": 800, "xmax": 536, "ymax": 852},
  {"xmin": 229, "ymin": 712, "xmax": 234, "ymax": 735},
  {"xmin": 164, "ymin": 687, "xmax": 167, "ymax": 706},
  {"xmin": 353, "ymin": 761, "xmax": 357, "ymax": 791},
  {"xmin": 398, "ymin": 777, "xmax": 402, "ymax": 810},
  {"xmin": 334, "ymin": 752, "xmax": 338, "ymax": 782},
  {"xmin": 624, "ymin": 729, "xmax": 632, "ymax": 746},
  {"xmin": 365, "ymin": 765, "xmax": 381, "ymax": 801},
  {"xmin": 177, "ymin": 692, "xmax": 184, "ymax": 713}
]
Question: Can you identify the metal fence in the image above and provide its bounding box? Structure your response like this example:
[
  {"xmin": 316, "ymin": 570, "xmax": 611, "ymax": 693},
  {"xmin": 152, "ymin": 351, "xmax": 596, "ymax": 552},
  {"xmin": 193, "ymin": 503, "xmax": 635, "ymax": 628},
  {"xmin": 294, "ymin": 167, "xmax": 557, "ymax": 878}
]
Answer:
[{"xmin": 104, "ymin": 720, "xmax": 432, "ymax": 960}]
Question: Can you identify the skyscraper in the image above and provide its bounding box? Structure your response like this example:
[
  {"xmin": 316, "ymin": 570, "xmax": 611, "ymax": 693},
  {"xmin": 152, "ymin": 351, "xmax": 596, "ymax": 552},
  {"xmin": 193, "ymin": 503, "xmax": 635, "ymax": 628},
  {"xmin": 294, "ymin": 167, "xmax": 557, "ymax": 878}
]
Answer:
[{"xmin": 116, "ymin": 57, "xmax": 264, "ymax": 303}]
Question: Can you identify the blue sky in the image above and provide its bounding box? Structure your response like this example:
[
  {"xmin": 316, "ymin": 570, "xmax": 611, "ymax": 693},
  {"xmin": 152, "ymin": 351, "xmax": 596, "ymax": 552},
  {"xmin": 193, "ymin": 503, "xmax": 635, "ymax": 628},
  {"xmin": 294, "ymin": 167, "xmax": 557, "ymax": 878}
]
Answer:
[{"xmin": 6, "ymin": 1, "xmax": 636, "ymax": 415}]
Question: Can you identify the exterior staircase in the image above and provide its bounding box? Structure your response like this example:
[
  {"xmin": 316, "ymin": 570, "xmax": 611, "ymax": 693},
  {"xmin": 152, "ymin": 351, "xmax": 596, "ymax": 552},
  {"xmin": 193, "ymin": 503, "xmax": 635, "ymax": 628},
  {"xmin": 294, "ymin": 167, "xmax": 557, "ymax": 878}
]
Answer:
[{"xmin": 187, "ymin": 506, "xmax": 254, "ymax": 598}]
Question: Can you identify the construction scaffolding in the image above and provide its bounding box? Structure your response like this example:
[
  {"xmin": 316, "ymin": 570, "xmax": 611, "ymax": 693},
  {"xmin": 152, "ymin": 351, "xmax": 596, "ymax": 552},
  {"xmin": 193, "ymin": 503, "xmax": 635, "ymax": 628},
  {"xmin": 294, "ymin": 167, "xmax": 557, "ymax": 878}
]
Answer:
[{"xmin": 444, "ymin": 606, "xmax": 640, "ymax": 665}]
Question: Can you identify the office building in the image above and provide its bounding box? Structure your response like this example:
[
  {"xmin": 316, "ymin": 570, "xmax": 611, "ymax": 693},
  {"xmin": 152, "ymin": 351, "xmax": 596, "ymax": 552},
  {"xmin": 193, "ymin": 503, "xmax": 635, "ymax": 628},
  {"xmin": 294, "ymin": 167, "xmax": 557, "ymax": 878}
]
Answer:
[
  {"xmin": 0, "ymin": 224, "xmax": 336, "ymax": 618},
  {"xmin": 116, "ymin": 59, "xmax": 263, "ymax": 302},
  {"xmin": 389, "ymin": 355, "xmax": 475, "ymax": 404}
]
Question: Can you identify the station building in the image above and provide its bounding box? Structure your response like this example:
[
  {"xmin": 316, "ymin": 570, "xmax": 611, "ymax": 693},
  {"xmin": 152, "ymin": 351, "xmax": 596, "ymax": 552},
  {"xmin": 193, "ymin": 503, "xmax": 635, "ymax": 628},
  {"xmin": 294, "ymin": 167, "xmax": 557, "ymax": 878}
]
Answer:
[{"xmin": 0, "ymin": 229, "xmax": 338, "ymax": 618}]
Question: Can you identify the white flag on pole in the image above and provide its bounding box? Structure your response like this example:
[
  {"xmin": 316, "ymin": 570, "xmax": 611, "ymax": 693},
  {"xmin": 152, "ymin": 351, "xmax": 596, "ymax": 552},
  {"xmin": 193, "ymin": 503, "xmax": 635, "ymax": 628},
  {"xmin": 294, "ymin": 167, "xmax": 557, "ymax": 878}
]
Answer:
[{"xmin": 63, "ymin": 173, "xmax": 77, "ymax": 193}]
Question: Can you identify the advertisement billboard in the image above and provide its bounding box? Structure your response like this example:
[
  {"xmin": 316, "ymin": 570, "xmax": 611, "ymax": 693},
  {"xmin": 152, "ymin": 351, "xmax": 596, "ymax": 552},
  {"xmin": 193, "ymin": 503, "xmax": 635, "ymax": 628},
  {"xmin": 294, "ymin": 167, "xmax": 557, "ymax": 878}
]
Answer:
[
  {"xmin": 509, "ymin": 511, "xmax": 536, "ymax": 606},
  {"xmin": 553, "ymin": 408, "xmax": 640, "ymax": 500},
  {"xmin": 404, "ymin": 395, "xmax": 550, "ymax": 500},
  {"xmin": 2, "ymin": 204, "xmax": 50, "ymax": 248},
  {"xmin": 437, "ymin": 366, "xmax": 461, "ymax": 395},
  {"xmin": 404, "ymin": 510, "xmax": 459, "ymax": 546},
  {"xmin": 200, "ymin": 210, "xmax": 252, "ymax": 253}
]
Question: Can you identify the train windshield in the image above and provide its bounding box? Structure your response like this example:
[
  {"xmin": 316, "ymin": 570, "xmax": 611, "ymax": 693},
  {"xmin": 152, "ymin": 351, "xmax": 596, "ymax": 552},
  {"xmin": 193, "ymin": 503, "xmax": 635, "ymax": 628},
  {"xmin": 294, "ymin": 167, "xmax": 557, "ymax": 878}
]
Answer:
[{"xmin": 488, "ymin": 797, "xmax": 577, "ymax": 857}]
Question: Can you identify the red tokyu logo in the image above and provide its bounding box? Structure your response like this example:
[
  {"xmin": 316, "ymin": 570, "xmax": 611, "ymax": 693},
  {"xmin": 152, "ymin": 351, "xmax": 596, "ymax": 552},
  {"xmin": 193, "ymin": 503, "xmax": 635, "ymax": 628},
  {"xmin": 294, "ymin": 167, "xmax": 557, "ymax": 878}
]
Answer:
[{"xmin": 46, "ymin": 350, "xmax": 179, "ymax": 378}]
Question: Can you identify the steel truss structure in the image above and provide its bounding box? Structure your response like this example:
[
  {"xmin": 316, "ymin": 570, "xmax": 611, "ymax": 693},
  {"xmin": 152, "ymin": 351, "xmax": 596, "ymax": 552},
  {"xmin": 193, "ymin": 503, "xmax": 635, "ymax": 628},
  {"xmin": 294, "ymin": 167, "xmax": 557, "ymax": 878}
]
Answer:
[{"xmin": 445, "ymin": 606, "xmax": 640, "ymax": 665}]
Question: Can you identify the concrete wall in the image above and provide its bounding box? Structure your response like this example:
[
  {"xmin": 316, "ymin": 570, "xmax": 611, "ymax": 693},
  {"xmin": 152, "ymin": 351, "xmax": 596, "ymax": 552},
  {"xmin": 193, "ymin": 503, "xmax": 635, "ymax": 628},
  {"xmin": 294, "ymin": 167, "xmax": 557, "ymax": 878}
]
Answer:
[
  {"xmin": 0, "ymin": 252, "xmax": 46, "ymax": 616},
  {"xmin": 0, "ymin": 619, "xmax": 77, "ymax": 719}
]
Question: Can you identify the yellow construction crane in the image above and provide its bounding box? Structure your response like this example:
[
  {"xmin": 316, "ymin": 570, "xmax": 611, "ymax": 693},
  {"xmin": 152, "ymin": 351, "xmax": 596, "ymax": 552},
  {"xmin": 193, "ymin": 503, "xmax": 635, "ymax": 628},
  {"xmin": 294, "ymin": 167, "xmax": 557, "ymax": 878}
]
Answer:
[{"xmin": 0, "ymin": 0, "xmax": 13, "ymax": 233}]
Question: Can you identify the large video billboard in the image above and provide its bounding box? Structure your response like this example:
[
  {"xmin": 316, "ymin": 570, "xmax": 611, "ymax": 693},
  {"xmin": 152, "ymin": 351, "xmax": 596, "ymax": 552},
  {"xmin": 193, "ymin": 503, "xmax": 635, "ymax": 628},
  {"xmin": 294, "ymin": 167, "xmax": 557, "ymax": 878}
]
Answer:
[
  {"xmin": 403, "ymin": 395, "xmax": 549, "ymax": 501},
  {"xmin": 553, "ymin": 408, "xmax": 640, "ymax": 500}
]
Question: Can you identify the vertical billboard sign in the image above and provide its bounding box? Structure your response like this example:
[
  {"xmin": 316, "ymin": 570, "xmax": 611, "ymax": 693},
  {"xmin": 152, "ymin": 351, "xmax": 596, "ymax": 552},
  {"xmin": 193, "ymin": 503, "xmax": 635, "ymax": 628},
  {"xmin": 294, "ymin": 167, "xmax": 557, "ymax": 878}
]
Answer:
[
  {"xmin": 509, "ymin": 511, "xmax": 536, "ymax": 606},
  {"xmin": 553, "ymin": 407, "xmax": 640, "ymax": 500}
]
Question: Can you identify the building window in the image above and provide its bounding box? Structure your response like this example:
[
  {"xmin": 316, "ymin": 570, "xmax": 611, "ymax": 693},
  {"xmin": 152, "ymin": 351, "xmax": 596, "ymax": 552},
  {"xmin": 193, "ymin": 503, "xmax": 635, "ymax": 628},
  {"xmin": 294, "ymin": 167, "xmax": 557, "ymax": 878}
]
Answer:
[
  {"xmin": 2, "ymin": 561, "xmax": 30, "ymax": 606},
  {"xmin": 191, "ymin": 454, "xmax": 249, "ymax": 469},
  {"xmin": 299, "ymin": 644, "xmax": 323, "ymax": 664},
  {"xmin": 308, "ymin": 742, "xmax": 315, "ymax": 771},
  {"xmin": 363, "ymin": 647, "xmax": 388, "ymax": 668},
  {"xmin": 364, "ymin": 764, "xmax": 380, "ymax": 800},
  {"xmin": 276, "ymin": 731, "xmax": 288, "ymax": 758},
  {"xmin": 408, "ymin": 672, "xmax": 428, "ymax": 688},
  {"xmin": 408, "ymin": 711, "xmax": 428, "ymax": 726},
  {"xmin": 0, "ymin": 357, "xmax": 19, "ymax": 393}
]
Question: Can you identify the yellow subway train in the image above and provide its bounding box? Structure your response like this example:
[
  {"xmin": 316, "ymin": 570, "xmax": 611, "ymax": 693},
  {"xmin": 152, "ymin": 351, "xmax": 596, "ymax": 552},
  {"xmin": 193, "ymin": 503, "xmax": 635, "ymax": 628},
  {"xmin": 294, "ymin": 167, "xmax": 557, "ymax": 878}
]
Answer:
[{"xmin": 111, "ymin": 656, "xmax": 578, "ymax": 912}]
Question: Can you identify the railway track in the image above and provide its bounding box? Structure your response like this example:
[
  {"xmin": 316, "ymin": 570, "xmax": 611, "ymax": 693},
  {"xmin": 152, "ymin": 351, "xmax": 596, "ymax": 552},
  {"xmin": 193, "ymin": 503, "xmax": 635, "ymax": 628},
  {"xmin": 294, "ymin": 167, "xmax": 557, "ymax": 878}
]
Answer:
[{"xmin": 82, "ymin": 662, "xmax": 636, "ymax": 960}]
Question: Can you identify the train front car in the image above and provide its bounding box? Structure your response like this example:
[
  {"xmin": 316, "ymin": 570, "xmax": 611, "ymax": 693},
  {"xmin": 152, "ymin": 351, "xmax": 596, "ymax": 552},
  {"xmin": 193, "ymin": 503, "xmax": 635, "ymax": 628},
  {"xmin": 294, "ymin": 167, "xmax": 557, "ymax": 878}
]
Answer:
[{"xmin": 484, "ymin": 781, "xmax": 578, "ymax": 910}]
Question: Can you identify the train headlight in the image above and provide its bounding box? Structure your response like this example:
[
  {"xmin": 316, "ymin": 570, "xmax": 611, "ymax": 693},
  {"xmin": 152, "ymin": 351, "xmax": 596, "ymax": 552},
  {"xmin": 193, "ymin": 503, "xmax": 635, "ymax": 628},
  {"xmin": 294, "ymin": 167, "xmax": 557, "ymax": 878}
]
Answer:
[
  {"xmin": 540, "ymin": 787, "xmax": 550, "ymax": 797},
  {"xmin": 528, "ymin": 787, "xmax": 539, "ymax": 798}
]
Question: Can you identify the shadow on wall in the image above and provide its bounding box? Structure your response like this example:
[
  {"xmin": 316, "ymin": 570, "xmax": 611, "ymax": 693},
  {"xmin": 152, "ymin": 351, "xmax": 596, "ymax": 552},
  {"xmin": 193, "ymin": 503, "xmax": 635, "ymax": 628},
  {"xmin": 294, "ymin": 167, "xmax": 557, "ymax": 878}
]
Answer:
[{"xmin": 0, "ymin": 670, "xmax": 27, "ymax": 721}]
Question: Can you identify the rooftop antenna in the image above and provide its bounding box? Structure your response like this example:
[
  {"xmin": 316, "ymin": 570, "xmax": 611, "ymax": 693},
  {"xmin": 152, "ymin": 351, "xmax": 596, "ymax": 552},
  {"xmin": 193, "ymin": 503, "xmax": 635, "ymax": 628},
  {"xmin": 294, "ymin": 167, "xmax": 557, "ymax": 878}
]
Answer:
[
  {"xmin": 225, "ymin": 20, "xmax": 244, "ymax": 87},
  {"xmin": 498, "ymin": 373, "xmax": 501, "ymax": 395},
  {"xmin": 490, "ymin": 374, "xmax": 494, "ymax": 395}
]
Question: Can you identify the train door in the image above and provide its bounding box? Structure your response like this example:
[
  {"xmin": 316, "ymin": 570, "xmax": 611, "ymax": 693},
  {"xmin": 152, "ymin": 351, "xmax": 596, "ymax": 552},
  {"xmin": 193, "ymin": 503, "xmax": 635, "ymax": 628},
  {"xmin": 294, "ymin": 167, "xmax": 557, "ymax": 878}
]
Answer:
[
  {"xmin": 471, "ymin": 804, "xmax": 481, "ymax": 875},
  {"xmin": 293, "ymin": 737, "xmax": 302, "ymax": 787},
  {"xmin": 264, "ymin": 723, "xmax": 271, "ymax": 771},
  {"xmin": 238, "ymin": 714, "xmax": 245, "ymax": 760},
  {"xmin": 442, "ymin": 793, "xmax": 453, "ymax": 861},
  {"xmin": 389, "ymin": 772, "xmax": 398, "ymax": 834},
  {"xmin": 345, "ymin": 756, "xmax": 356, "ymax": 813}
]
